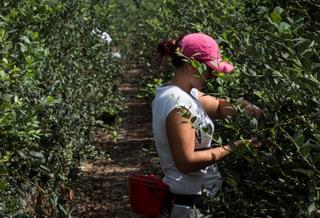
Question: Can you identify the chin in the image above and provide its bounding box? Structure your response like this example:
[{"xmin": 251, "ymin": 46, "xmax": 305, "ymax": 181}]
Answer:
[
  {"xmin": 192, "ymin": 81, "xmax": 205, "ymax": 90},
  {"xmin": 196, "ymin": 85, "xmax": 204, "ymax": 90},
  {"xmin": 199, "ymin": 82, "xmax": 206, "ymax": 90}
]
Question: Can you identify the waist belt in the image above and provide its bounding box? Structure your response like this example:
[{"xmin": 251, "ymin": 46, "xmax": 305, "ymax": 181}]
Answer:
[{"xmin": 173, "ymin": 194, "xmax": 208, "ymax": 210}]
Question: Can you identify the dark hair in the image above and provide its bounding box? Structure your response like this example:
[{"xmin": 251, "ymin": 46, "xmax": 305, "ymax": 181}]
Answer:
[{"xmin": 157, "ymin": 35, "xmax": 186, "ymax": 68}]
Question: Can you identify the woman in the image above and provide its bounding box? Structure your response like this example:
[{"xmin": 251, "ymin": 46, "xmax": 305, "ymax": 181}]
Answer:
[{"xmin": 152, "ymin": 33, "xmax": 261, "ymax": 217}]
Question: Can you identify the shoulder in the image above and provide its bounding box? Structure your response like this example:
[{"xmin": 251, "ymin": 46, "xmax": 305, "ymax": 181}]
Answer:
[
  {"xmin": 153, "ymin": 85, "xmax": 196, "ymax": 118},
  {"xmin": 156, "ymin": 85, "xmax": 192, "ymax": 103}
]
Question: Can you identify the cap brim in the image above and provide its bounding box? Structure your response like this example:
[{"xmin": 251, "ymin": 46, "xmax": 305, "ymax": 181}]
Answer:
[{"xmin": 206, "ymin": 59, "xmax": 235, "ymax": 75}]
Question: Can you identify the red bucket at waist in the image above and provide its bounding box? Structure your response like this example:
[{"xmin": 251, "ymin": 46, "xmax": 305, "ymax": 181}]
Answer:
[{"xmin": 128, "ymin": 173, "xmax": 169, "ymax": 216}]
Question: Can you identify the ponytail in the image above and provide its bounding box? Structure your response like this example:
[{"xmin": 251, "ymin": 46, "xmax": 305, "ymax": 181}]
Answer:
[
  {"xmin": 157, "ymin": 39, "xmax": 177, "ymax": 58},
  {"xmin": 157, "ymin": 34, "xmax": 187, "ymax": 68}
]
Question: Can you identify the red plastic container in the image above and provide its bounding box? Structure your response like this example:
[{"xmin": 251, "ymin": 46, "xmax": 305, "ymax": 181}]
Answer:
[{"xmin": 128, "ymin": 173, "xmax": 169, "ymax": 217}]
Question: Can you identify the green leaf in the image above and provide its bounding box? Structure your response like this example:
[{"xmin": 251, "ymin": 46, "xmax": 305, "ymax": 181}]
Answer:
[
  {"xmin": 46, "ymin": 96, "xmax": 55, "ymax": 105},
  {"xmin": 58, "ymin": 204, "xmax": 68, "ymax": 215},
  {"xmin": 224, "ymin": 124, "xmax": 234, "ymax": 129},
  {"xmin": 294, "ymin": 130, "xmax": 305, "ymax": 146},
  {"xmin": 202, "ymin": 127, "xmax": 209, "ymax": 133},
  {"xmin": 190, "ymin": 116, "xmax": 197, "ymax": 124},
  {"xmin": 12, "ymin": 66, "xmax": 20, "ymax": 73},
  {"xmin": 180, "ymin": 109, "xmax": 191, "ymax": 119},
  {"xmin": 198, "ymin": 63, "xmax": 207, "ymax": 74},
  {"xmin": 20, "ymin": 43, "xmax": 28, "ymax": 53},
  {"xmin": 250, "ymin": 118, "xmax": 258, "ymax": 128},
  {"xmin": 273, "ymin": 112, "xmax": 279, "ymax": 122},
  {"xmin": 2, "ymin": 57, "xmax": 9, "ymax": 66},
  {"xmin": 25, "ymin": 55, "xmax": 33, "ymax": 65},
  {"xmin": 0, "ymin": 70, "xmax": 8, "ymax": 80},
  {"xmin": 17, "ymin": 150, "xmax": 28, "ymax": 159},
  {"xmin": 191, "ymin": 60, "xmax": 201, "ymax": 69},
  {"xmin": 32, "ymin": 31, "xmax": 39, "ymax": 40},
  {"xmin": 307, "ymin": 202, "xmax": 317, "ymax": 215},
  {"xmin": 226, "ymin": 177, "xmax": 237, "ymax": 187},
  {"xmin": 40, "ymin": 165, "xmax": 51, "ymax": 172},
  {"xmin": 29, "ymin": 151, "xmax": 45, "ymax": 159},
  {"xmin": 253, "ymin": 90, "xmax": 264, "ymax": 98},
  {"xmin": 270, "ymin": 7, "xmax": 283, "ymax": 24},
  {"xmin": 0, "ymin": 164, "xmax": 8, "ymax": 175},
  {"xmin": 0, "ymin": 179, "xmax": 6, "ymax": 191},
  {"xmin": 278, "ymin": 22, "xmax": 291, "ymax": 33},
  {"xmin": 20, "ymin": 35, "xmax": 31, "ymax": 44},
  {"xmin": 42, "ymin": 96, "xmax": 61, "ymax": 106},
  {"xmin": 300, "ymin": 145, "xmax": 310, "ymax": 158},
  {"xmin": 271, "ymin": 70, "xmax": 283, "ymax": 78}
]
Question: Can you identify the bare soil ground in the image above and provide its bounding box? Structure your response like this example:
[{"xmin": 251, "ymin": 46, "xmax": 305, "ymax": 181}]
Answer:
[{"xmin": 73, "ymin": 68, "xmax": 159, "ymax": 217}]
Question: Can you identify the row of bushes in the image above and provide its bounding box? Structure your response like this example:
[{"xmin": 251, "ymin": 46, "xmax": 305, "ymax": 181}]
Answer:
[
  {"xmin": 0, "ymin": 0, "xmax": 123, "ymax": 216},
  {"xmin": 1, "ymin": 0, "xmax": 319, "ymax": 216},
  {"xmin": 124, "ymin": 0, "xmax": 320, "ymax": 216}
]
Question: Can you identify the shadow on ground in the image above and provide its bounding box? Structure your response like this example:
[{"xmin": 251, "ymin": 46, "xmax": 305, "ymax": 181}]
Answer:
[{"xmin": 73, "ymin": 68, "xmax": 160, "ymax": 217}]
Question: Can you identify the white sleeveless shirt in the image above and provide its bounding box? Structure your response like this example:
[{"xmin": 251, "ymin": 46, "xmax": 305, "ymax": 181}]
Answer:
[{"xmin": 152, "ymin": 85, "xmax": 222, "ymax": 195}]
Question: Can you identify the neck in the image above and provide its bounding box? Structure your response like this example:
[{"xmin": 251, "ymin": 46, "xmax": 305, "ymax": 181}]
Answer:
[{"xmin": 169, "ymin": 67, "xmax": 193, "ymax": 93}]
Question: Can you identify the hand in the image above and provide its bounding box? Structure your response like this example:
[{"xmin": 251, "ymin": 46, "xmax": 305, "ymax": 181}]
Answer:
[
  {"xmin": 237, "ymin": 98, "xmax": 262, "ymax": 118},
  {"xmin": 248, "ymin": 136, "xmax": 262, "ymax": 148},
  {"xmin": 233, "ymin": 136, "xmax": 261, "ymax": 149}
]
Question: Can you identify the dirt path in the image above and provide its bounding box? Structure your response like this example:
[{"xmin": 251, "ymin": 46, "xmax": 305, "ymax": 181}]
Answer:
[{"xmin": 74, "ymin": 68, "xmax": 158, "ymax": 217}]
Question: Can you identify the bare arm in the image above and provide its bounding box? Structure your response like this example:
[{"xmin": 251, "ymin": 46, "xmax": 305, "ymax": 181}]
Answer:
[
  {"xmin": 197, "ymin": 91, "xmax": 236, "ymax": 119},
  {"xmin": 166, "ymin": 108, "xmax": 244, "ymax": 174},
  {"xmin": 197, "ymin": 91, "xmax": 262, "ymax": 119}
]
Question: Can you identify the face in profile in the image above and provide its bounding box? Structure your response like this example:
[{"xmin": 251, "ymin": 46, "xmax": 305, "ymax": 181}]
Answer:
[{"xmin": 191, "ymin": 65, "xmax": 213, "ymax": 90}]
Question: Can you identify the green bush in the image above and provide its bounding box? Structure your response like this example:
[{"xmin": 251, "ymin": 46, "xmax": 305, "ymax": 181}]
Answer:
[
  {"xmin": 1, "ymin": 0, "xmax": 319, "ymax": 216},
  {"xmin": 0, "ymin": 0, "xmax": 123, "ymax": 216},
  {"xmin": 127, "ymin": 0, "xmax": 320, "ymax": 216}
]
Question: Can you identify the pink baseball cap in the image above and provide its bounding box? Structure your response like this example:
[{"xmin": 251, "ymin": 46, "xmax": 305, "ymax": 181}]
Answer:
[{"xmin": 178, "ymin": 33, "xmax": 234, "ymax": 76}]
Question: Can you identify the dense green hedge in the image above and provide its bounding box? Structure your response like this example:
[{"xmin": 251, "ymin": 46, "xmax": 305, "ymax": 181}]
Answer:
[
  {"xmin": 128, "ymin": 0, "xmax": 320, "ymax": 216},
  {"xmin": 0, "ymin": 0, "xmax": 123, "ymax": 216},
  {"xmin": 1, "ymin": 0, "xmax": 319, "ymax": 216}
]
